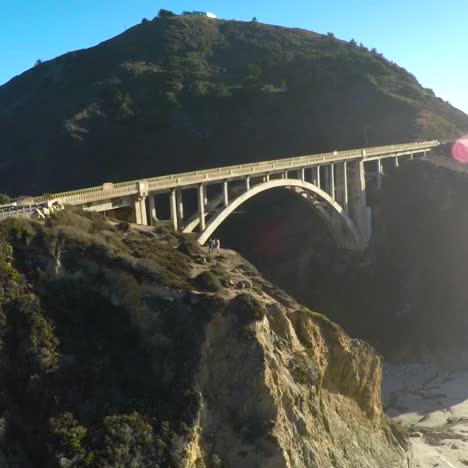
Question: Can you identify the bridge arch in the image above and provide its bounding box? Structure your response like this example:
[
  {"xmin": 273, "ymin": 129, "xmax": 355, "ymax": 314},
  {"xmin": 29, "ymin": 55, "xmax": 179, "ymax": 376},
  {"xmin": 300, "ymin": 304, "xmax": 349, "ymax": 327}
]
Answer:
[{"xmin": 196, "ymin": 179, "xmax": 363, "ymax": 249}]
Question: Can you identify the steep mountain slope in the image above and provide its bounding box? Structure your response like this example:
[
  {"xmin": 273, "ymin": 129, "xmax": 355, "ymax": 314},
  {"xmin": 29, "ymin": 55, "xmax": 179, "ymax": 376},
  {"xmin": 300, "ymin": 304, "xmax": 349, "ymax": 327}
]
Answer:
[
  {"xmin": 1, "ymin": 14, "xmax": 467, "ymax": 196},
  {"xmin": 0, "ymin": 211, "xmax": 410, "ymax": 467}
]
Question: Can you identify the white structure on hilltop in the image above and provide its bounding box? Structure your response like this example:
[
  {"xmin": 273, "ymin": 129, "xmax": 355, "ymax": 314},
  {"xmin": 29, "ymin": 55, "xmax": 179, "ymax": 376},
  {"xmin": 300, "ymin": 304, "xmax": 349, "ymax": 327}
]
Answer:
[{"xmin": 182, "ymin": 11, "xmax": 217, "ymax": 18}]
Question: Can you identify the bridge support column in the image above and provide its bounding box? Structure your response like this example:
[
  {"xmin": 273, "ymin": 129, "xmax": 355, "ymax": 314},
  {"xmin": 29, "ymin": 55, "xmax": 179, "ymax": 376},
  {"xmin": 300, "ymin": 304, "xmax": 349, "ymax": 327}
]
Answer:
[
  {"xmin": 300, "ymin": 168, "xmax": 305, "ymax": 182},
  {"xmin": 134, "ymin": 181, "xmax": 149, "ymax": 225},
  {"xmin": 223, "ymin": 180, "xmax": 229, "ymax": 207},
  {"xmin": 335, "ymin": 162, "xmax": 348, "ymax": 213},
  {"xmin": 325, "ymin": 164, "xmax": 335, "ymax": 199},
  {"xmin": 170, "ymin": 189, "xmax": 178, "ymax": 231},
  {"xmin": 134, "ymin": 197, "xmax": 148, "ymax": 225},
  {"xmin": 246, "ymin": 176, "xmax": 251, "ymax": 190},
  {"xmin": 198, "ymin": 184, "xmax": 206, "ymax": 231},
  {"xmin": 377, "ymin": 159, "xmax": 383, "ymax": 190},
  {"xmin": 394, "ymin": 156, "xmax": 399, "ymax": 168},
  {"xmin": 313, "ymin": 166, "xmax": 321, "ymax": 188},
  {"xmin": 349, "ymin": 160, "xmax": 369, "ymax": 243},
  {"xmin": 148, "ymin": 195, "xmax": 158, "ymax": 226},
  {"xmin": 176, "ymin": 189, "xmax": 184, "ymax": 224}
]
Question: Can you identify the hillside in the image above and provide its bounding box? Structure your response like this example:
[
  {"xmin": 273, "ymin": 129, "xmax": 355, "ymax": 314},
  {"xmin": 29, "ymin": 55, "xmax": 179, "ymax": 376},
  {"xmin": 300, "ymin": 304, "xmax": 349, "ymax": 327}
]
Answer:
[
  {"xmin": 1, "ymin": 14, "xmax": 468, "ymax": 196},
  {"xmin": 0, "ymin": 211, "xmax": 410, "ymax": 467}
]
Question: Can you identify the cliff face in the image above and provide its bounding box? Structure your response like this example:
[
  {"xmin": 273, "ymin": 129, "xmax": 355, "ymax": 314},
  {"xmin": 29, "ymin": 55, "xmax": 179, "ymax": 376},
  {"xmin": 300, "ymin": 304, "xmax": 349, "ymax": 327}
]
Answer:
[
  {"xmin": 1, "ymin": 15, "xmax": 468, "ymax": 196},
  {"xmin": 0, "ymin": 211, "xmax": 410, "ymax": 467},
  {"xmin": 188, "ymin": 301, "xmax": 410, "ymax": 467}
]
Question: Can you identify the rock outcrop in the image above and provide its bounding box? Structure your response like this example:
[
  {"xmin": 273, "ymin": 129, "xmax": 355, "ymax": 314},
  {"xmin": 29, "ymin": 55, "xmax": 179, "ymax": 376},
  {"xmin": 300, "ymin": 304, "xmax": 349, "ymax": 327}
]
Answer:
[
  {"xmin": 0, "ymin": 211, "xmax": 410, "ymax": 466},
  {"xmin": 185, "ymin": 297, "xmax": 411, "ymax": 467}
]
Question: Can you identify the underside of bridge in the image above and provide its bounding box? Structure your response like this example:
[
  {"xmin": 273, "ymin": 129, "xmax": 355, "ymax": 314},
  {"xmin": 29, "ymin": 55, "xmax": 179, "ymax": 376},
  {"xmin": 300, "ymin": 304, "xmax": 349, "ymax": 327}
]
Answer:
[
  {"xmin": 183, "ymin": 178, "xmax": 363, "ymax": 250},
  {"xmin": 213, "ymin": 186, "xmax": 351, "ymax": 312}
]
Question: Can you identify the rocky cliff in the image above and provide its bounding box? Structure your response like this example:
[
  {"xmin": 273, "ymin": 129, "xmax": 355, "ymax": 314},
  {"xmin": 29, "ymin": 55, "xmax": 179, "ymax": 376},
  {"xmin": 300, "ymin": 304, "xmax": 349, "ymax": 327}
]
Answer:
[{"xmin": 0, "ymin": 211, "xmax": 410, "ymax": 466}]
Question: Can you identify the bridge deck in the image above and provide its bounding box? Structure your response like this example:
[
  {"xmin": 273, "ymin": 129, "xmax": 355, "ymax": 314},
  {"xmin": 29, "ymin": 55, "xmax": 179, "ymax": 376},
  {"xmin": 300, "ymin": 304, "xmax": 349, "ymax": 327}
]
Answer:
[{"xmin": 1, "ymin": 140, "xmax": 439, "ymax": 215}]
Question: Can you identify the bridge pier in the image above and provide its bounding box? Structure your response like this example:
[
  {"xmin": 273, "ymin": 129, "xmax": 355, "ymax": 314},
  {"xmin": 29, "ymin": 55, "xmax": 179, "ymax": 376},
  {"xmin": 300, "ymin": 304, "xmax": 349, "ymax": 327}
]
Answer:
[
  {"xmin": 312, "ymin": 166, "xmax": 321, "ymax": 188},
  {"xmin": 148, "ymin": 195, "xmax": 158, "ymax": 226},
  {"xmin": 349, "ymin": 160, "xmax": 369, "ymax": 243},
  {"xmin": 324, "ymin": 165, "xmax": 335, "ymax": 199},
  {"xmin": 223, "ymin": 180, "xmax": 229, "ymax": 207},
  {"xmin": 170, "ymin": 189, "xmax": 178, "ymax": 231},
  {"xmin": 134, "ymin": 197, "xmax": 148, "ymax": 225},
  {"xmin": 133, "ymin": 181, "xmax": 149, "ymax": 225},
  {"xmin": 335, "ymin": 162, "xmax": 348, "ymax": 213},
  {"xmin": 176, "ymin": 189, "xmax": 184, "ymax": 224},
  {"xmin": 377, "ymin": 159, "xmax": 383, "ymax": 190},
  {"xmin": 198, "ymin": 184, "xmax": 206, "ymax": 231}
]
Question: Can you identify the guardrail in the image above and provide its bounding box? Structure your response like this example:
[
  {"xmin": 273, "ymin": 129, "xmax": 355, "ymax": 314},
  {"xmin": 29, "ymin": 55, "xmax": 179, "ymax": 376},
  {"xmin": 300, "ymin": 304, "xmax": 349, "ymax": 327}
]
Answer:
[
  {"xmin": 0, "ymin": 205, "xmax": 36, "ymax": 218},
  {"xmin": 1, "ymin": 140, "xmax": 439, "ymax": 216}
]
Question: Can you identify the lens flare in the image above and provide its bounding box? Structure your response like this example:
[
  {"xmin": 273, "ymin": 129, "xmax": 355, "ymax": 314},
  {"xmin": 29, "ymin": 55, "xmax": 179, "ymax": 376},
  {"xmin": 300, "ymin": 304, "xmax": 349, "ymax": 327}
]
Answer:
[
  {"xmin": 452, "ymin": 136, "xmax": 468, "ymax": 163},
  {"xmin": 251, "ymin": 222, "xmax": 288, "ymax": 257}
]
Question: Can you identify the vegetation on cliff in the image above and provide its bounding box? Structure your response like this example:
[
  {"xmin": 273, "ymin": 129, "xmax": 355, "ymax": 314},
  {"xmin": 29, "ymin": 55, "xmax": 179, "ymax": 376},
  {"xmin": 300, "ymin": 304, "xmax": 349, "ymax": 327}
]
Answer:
[
  {"xmin": 0, "ymin": 210, "xmax": 409, "ymax": 467},
  {"xmin": 1, "ymin": 15, "xmax": 467, "ymax": 196}
]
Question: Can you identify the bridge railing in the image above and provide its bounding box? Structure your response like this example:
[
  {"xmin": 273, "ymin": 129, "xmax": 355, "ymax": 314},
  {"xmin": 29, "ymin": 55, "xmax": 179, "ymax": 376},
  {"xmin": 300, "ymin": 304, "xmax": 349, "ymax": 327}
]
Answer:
[
  {"xmin": 0, "ymin": 205, "xmax": 35, "ymax": 218},
  {"xmin": 5, "ymin": 140, "xmax": 439, "ymax": 212}
]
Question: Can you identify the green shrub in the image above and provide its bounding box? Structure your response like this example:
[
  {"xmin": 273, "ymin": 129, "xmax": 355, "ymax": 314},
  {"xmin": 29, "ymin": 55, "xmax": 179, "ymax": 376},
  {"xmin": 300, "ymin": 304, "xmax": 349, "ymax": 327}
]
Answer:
[
  {"xmin": 0, "ymin": 217, "xmax": 37, "ymax": 245},
  {"xmin": 7, "ymin": 293, "xmax": 59, "ymax": 375},
  {"xmin": 194, "ymin": 271, "xmax": 221, "ymax": 292},
  {"xmin": 177, "ymin": 236, "xmax": 203, "ymax": 257},
  {"xmin": 210, "ymin": 264, "xmax": 230, "ymax": 281},
  {"xmin": 49, "ymin": 412, "xmax": 87, "ymax": 458},
  {"xmin": 94, "ymin": 413, "xmax": 156, "ymax": 466},
  {"xmin": 123, "ymin": 234, "xmax": 191, "ymax": 288},
  {"xmin": 230, "ymin": 293, "xmax": 265, "ymax": 324},
  {"xmin": 0, "ymin": 193, "xmax": 11, "ymax": 204}
]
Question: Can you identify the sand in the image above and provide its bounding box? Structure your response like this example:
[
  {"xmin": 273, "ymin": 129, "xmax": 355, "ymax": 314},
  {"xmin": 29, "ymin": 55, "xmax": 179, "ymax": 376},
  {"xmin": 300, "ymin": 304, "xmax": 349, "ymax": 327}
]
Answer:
[{"xmin": 383, "ymin": 363, "xmax": 468, "ymax": 467}]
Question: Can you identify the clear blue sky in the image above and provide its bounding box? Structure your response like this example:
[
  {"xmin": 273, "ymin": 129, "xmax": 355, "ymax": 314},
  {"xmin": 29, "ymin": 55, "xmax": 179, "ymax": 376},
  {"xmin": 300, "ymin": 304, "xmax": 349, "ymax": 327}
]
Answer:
[{"xmin": 2, "ymin": 0, "xmax": 467, "ymax": 113}]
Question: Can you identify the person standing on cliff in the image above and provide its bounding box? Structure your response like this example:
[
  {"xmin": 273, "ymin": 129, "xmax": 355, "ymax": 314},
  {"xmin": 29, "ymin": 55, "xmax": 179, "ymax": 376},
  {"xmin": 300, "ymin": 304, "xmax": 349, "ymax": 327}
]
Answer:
[
  {"xmin": 215, "ymin": 238, "xmax": 221, "ymax": 253},
  {"xmin": 208, "ymin": 238, "xmax": 214, "ymax": 254}
]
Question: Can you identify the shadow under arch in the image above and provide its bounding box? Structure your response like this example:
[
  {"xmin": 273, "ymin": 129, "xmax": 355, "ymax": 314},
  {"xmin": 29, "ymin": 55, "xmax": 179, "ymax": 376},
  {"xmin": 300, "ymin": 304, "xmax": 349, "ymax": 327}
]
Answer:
[{"xmin": 196, "ymin": 179, "xmax": 363, "ymax": 249}]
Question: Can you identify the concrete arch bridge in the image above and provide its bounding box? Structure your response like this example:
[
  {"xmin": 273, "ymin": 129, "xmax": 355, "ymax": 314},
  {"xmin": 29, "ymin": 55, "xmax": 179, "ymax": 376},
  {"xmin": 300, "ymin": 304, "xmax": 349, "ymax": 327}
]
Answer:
[{"xmin": 0, "ymin": 140, "xmax": 440, "ymax": 250}]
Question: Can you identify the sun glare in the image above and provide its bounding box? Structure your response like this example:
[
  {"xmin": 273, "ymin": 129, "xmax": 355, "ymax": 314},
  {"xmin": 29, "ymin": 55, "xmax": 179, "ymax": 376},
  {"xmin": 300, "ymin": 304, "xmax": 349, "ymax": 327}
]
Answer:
[{"xmin": 452, "ymin": 136, "xmax": 468, "ymax": 163}]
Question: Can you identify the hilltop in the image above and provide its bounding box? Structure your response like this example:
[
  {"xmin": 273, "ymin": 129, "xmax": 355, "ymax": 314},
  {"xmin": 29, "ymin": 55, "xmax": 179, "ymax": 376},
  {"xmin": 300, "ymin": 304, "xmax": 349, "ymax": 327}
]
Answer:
[{"xmin": 0, "ymin": 14, "xmax": 467, "ymax": 196}]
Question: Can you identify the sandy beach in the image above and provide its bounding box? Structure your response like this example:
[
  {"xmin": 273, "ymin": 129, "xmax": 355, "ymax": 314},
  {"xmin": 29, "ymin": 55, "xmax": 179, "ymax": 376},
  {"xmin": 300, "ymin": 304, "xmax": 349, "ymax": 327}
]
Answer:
[{"xmin": 383, "ymin": 363, "xmax": 468, "ymax": 467}]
